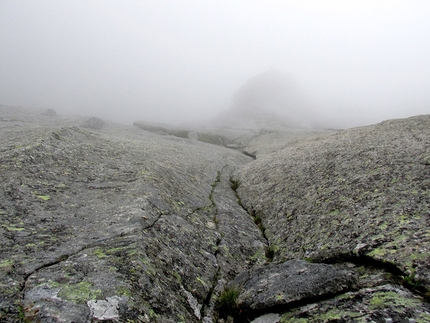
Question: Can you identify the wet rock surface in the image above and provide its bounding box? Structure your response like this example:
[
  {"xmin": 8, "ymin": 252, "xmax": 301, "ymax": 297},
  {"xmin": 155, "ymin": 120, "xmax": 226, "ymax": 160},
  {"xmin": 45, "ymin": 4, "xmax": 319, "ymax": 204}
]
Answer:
[{"xmin": 1, "ymin": 105, "xmax": 430, "ymax": 322}]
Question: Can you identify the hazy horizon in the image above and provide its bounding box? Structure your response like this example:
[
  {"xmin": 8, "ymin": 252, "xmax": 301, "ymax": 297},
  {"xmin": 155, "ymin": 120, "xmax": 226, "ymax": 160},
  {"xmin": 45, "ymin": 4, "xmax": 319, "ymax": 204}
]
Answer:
[{"xmin": 1, "ymin": 1, "xmax": 429, "ymax": 128}]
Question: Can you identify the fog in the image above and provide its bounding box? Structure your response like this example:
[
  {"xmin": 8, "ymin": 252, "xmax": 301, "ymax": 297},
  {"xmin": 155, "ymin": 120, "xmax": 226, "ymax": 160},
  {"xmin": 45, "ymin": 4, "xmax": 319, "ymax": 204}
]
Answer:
[{"xmin": 0, "ymin": 1, "xmax": 429, "ymax": 128}]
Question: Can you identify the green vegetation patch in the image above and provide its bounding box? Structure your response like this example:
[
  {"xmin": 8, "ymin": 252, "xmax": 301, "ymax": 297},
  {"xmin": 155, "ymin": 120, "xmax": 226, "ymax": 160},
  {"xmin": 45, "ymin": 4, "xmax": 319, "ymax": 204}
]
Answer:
[
  {"xmin": 419, "ymin": 312, "xmax": 430, "ymax": 323},
  {"xmin": 37, "ymin": 195, "xmax": 50, "ymax": 201},
  {"xmin": 3, "ymin": 225, "xmax": 25, "ymax": 231},
  {"xmin": 196, "ymin": 276, "xmax": 207, "ymax": 286},
  {"xmin": 93, "ymin": 248, "xmax": 107, "ymax": 258},
  {"xmin": 57, "ymin": 281, "xmax": 102, "ymax": 303},
  {"xmin": 0, "ymin": 259, "xmax": 14, "ymax": 272},
  {"xmin": 369, "ymin": 291, "xmax": 417, "ymax": 311},
  {"xmin": 116, "ymin": 285, "xmax": 132, "ymax": 297},
  {"xmin": 217, "ymin": 286, "xmax": 240, "ymax": 312}
]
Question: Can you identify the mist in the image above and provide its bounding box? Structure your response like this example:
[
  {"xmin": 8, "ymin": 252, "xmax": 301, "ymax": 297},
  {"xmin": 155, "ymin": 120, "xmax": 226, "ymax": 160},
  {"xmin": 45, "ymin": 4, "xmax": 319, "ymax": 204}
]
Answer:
[{"xmin": 0, "ymin": 1, "xmax": 429, "ymax": 128}]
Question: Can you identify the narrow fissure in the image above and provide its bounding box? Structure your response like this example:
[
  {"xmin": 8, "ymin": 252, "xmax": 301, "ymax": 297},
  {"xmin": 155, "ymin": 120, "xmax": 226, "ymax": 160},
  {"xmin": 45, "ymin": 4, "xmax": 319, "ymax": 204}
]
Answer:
[
  {"xmin": 239, "ymin": 253, "xmax": 430, "ymax": 323},
  {"xmin": 236, "ymin": 288, "xmax": 357, "ymax": 323},
  {"xmin": 315, "ymin": 253, "xmax": 430, "ymax": 301},
  {"xmin": 19, "ymin": 227, "xmax": 143, "ymax": 294},
  {"xmin": 229, "ymin": 178, "xmax": 274, "ymax": 262},
  {"xmin": 141, "ymin": 212, "xmax": 164, "ymax": 230},
  {"xmin": 200, "ymin": 166, "xmax": 226, "ymax": 321},
  {"xmin": 227, "ymin": 179, "xmax": 430, "ymax": 322}
]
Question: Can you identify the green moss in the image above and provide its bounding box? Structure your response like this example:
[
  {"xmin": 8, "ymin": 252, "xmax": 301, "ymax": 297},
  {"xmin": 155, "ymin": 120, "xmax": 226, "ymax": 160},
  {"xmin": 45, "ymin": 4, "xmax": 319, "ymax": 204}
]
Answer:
[
  {"xmin": 379, "ymin": 223, "xmax": 388, "ymax": 230},
  {"xmin": 281, "ymin": 317, "xmax": 308, "ymax": 323},
  {"xmin": 106, "ymin": 246, "xmax": 131, "ymax": 254},
  {"xmin": 3, "ymin": 225, "xmax": 25, "ymax": 231},
  {"xmin": 329, "ymin": 209, "xmax": 340, "ymax": 216},
  {"xmin": 93, "ymin": 248, "xmax": 107, "ymax": 258},
  {"xmin": 276, "ymin": 294, "xmax": 285, "ymax": 301},
  {"xmin": 57, "ymin": 281, "xmax": 102, "ymax": 303},
  {"xmin": 116, "ymin": 286, "xmax": 132, "ymax": 297},
  {"xmin": 37, "ymin": 195, "xmax": 50, "ymax": 201},
  {"xmin": 410, "ymin": 252, "xmax": 427, "ymax": 261},
  {"xmin": 250, "ymin": 249, "xmax": 266, "ymax": 263},
  {"xmin": 315, "ymin": 309, "xmax": 342, "ymax": 321},
  {"xmin": 196, "ymin": 276, "xmax": 207, "ymax": 286},
  {"xmin": 148, "ymin": 308, "xmax": 159, "ymax": 319},
  {"xmin": 369, "ymin": 291, "xmax": 417, "ymax": 311},
  {"xmin": 0, "ymin": 259, "xmax": 14, "ymax": 270},
  {"xmin": 367, "ymin": 248, "xmax": 387, "ymax": 258},
  {"xmin": 418, "ymin": 312, "xmax": 430, "ymax": 323},
  {"xmin": 173, "ymin": 271, "xmax": 182, "ymax": 283}
]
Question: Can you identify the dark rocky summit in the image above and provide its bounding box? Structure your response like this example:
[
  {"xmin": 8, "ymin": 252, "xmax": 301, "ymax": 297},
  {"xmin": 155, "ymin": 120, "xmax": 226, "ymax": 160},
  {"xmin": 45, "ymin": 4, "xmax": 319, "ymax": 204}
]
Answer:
[{"xmin": 0, "ymin": 105, "xmax": 429, "ymax": 322}]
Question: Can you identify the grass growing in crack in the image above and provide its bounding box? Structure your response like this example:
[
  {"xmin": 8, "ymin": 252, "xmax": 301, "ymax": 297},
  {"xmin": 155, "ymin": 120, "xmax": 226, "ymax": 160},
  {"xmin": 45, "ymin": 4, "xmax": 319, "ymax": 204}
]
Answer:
[
  {"xmin": 209, "ymin": 170, "xmax": 222, "ymax": 207},
  {"xmin": 253, "ymin": 216, "xmax": 265, "ymax": 233},
  {"xmin": 230, "ymin": 179, "xmax": 240, "ymax": 191},
  {"xmin": 229, "ymin": 178, "xmax": 244, "ymax": 206},
  {"xmin": 217, "ymin": 286, "xmax": 240, "ymax": 313},
  {"xmin": 266, "ymin": 244, "xmax": 277, "ymax": 262},
  {"xmin": 401, "ymin": 270, "xmax": 430, "ymax": 299},
  {"xmin": 402, "ymin": 272, "xmax": 421, "ymax": 290}
]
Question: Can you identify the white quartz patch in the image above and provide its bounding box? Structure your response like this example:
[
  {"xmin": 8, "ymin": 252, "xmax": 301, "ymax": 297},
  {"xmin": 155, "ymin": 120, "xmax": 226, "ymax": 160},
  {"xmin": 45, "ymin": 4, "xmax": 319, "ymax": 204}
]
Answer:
[{"xmin": 87, "ymin": 296, "xmax": 122, "ymax": 320}]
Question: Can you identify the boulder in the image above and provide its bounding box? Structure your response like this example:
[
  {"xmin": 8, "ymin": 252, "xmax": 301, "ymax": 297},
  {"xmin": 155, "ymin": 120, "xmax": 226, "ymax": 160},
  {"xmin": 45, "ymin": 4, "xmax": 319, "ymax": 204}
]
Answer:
[
  {"xmin": 229, "ymin": 259, "xmax": 355, "ymax": 310},
  {"xmin": 82, "ymin": 116, "xmax": 105, "ymax": 129}
]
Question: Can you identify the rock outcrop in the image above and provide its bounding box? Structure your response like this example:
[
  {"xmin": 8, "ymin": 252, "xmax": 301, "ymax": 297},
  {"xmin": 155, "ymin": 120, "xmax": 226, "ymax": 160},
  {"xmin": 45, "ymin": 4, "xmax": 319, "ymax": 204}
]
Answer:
[
  {"xmin": 234, "ymin": 114, "xmax": 430, "ymax": 322},
  {"xmin": 82, "ymin": 116, "xmax": 105, "ymax": 130},
  {"xmin": 1, "ymin": 105, "xmax": 429, "ymax": 322}
]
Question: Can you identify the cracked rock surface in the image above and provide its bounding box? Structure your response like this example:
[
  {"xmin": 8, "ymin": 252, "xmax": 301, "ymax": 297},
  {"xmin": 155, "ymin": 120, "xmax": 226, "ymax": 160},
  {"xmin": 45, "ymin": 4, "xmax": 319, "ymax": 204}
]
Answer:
[
  {"xmin": 1, "ymin": 105, "xmax": 430, "ymax": 322},
  {"xmin": 0, "ymin": 106, "xmax": 262, "ymax": 322},
  {"xmin": 234, "ymin": 115, "xmax": 430, "ymax": 322}
]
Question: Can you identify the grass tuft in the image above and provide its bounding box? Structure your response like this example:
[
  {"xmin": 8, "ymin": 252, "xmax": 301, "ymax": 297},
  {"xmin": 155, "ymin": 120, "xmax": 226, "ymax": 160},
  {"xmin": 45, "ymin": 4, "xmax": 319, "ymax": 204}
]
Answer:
[{"xmin": 217, "ymin": 286, "xmax": 240, "ymax": 312}]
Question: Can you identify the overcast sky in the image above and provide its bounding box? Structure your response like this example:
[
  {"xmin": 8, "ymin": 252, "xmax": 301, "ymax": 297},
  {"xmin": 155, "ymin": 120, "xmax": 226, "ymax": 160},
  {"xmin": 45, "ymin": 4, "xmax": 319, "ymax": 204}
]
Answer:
[{"xmin": 0, "ymin": 1, "xmax": 429, "ymax": 127}]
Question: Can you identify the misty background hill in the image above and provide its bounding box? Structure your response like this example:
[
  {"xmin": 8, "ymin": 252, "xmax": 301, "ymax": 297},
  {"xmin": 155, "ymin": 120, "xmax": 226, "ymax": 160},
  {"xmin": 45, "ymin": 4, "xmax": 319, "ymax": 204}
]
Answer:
[{"xmin": 217, "ymin": 69, "xmax": 314, "ymax": 129}]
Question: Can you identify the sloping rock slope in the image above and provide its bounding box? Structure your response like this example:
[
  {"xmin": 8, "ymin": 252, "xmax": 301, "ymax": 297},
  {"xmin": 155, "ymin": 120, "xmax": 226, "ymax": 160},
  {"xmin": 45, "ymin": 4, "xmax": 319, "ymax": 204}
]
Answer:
[
  {"xmin": 1, "ymin": 106, "xmax": 430, "ymax": 323},
  {"xmin": 0, "ymin": 106, "xmax": 266, "ymax": 322},
  {"xmin": 234, "ymin": 115, "xmax": 430, "ymax": 322}
]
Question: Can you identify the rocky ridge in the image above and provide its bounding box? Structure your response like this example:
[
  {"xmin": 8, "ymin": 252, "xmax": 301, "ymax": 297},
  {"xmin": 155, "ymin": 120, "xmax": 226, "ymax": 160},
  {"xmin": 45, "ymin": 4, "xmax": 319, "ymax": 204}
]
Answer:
[{"xmin": 0, "ymin": 105, "xmax": 429, "ymax": 322}]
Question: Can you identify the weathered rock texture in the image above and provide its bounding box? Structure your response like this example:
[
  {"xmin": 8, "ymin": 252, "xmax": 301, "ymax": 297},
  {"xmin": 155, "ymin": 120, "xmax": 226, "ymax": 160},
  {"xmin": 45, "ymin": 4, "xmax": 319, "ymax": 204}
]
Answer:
[
  {"xmin": 230, "ymin": 259, "xmax": 355, "ymax": 310},
  {"xmin": 234, "ymin": 115, "xmax": 430, "ymax": 322},
  {"xmin": 1, "ymin": 105, "xmax": 430, "ymax": 322},
  {"xmin": 0, "ymin": 106, "xmax": 265, "ymax": 322}
]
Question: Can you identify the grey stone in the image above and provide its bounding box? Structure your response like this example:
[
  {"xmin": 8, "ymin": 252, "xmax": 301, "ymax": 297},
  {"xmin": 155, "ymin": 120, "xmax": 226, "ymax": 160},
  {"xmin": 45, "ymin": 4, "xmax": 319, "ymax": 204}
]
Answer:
[
  {"xmin": 87, "ymin": 296, "xmax": 123, "ymax": 320},
  {"xmin": 230, "ymin": 259, "xmax": 355, "ymax": 310},
  {"xmin": 250, "ymin": 313, "xmax": 280, "ymax": 323},
  {"xmin": 82, "ymin": 116, "xmax": 105, "ymax": 129}
]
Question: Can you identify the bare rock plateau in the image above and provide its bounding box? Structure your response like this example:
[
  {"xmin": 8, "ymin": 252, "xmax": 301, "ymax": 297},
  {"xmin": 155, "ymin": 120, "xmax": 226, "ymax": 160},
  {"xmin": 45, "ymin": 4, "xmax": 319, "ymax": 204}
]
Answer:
[{"xmin": 1, "ymin": 105, "xmax": 429, "ymax": 322}]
